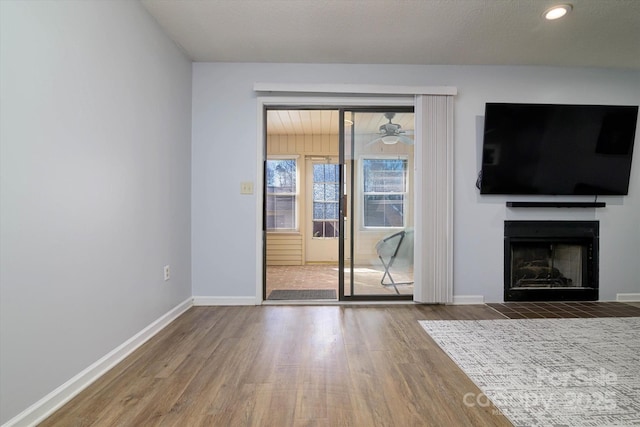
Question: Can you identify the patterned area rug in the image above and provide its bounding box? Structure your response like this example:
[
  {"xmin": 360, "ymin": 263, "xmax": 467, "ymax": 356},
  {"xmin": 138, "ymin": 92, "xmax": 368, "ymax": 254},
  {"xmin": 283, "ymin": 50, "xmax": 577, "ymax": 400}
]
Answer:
[
  {"xmin": 419, "ymin": 317, "xmax": 640, "ymax": 426},
  {"xmin": 267, "ymin": 289, "xmax": 336, "ymax": 300}
]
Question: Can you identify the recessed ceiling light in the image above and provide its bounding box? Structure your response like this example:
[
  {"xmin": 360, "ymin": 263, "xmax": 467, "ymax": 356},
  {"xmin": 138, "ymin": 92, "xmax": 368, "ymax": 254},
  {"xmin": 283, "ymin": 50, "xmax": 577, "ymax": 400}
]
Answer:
[{"xmin": 544, "ymin": 4, "xmax": 572, "ymax": 20}]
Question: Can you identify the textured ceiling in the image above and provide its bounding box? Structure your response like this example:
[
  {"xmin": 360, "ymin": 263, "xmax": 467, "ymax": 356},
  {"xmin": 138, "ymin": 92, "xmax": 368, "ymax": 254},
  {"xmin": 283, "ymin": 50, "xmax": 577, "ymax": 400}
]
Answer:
[{"xmin": 141, "ymin": 0, "xmax": 640, "ymax": 69}]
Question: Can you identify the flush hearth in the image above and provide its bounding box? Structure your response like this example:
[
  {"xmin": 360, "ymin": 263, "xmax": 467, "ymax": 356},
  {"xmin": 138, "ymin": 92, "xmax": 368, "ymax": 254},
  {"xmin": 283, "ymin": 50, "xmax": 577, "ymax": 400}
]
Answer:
[{"xmin": 504, "ymin": 221, "xmax": 599, "ymax": 302}]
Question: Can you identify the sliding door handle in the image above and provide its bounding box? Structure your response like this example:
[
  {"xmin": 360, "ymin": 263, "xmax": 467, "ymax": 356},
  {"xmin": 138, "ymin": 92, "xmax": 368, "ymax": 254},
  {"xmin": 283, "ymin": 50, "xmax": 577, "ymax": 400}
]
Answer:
[{"xmin": 342, "ymin": 195, "xmax": 348, "ymax": 217}]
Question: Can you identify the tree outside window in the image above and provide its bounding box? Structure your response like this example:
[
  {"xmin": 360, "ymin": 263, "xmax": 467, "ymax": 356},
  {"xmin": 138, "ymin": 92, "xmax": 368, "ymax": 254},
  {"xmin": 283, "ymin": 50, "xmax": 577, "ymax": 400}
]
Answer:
[
  {"xmin": 363, "ymin": 159, "xmax": 407, "ymax": 228},
  {"xmin": 266, "ymin": 159, "xmax": 297, "ymax": 230},
  {"xmin": 312, "ymin": 163, "xmax": 340, "ymax": 238}
]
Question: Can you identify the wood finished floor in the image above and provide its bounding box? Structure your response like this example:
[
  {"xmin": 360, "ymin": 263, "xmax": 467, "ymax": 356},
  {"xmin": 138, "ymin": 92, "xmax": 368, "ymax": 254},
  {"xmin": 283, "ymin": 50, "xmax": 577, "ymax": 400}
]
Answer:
[{"xmin": 41, "ymin": 305, "xmax": 511, "ymax": 427}]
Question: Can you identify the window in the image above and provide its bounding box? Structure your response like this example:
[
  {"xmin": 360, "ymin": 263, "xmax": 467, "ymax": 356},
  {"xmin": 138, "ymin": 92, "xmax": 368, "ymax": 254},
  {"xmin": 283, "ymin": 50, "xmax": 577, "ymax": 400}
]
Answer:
[
  {"xmin": 266, "ymin": 159, "xmax": 297, "ymax": 230},
  {"xmin": 363, "ymin": 158, "xmax": 407, "ymax": 228},
  {"xmin": 312, "ymin": 163, "xmax": 340, "ymax": 238}
]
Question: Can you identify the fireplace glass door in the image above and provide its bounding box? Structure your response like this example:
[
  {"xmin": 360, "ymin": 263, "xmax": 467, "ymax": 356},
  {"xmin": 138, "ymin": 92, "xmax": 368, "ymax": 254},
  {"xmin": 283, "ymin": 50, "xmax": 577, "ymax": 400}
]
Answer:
[
  {"xmin": 504, "ymin": 221, "xmax": 599, "ymax": 302},
  {"xmin": 510, "ymin": 242, "xmax": 586, "ymax": 289}
]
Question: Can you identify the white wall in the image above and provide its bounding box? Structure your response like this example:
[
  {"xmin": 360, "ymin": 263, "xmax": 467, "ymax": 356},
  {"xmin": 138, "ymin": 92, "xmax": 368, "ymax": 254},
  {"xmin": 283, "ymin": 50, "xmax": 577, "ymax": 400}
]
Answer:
[
  {"xmin": 192, "ymin": 63, "xmax": 639, "ymax": 301},
  {"xmin": 0, "ymin": 0, "xmax": 192, "ymax": 423}
]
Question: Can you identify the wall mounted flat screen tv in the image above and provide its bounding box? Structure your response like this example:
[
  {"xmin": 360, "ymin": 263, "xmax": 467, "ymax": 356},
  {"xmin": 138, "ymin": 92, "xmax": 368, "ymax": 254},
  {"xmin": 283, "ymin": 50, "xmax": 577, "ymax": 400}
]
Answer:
[{"xmin": 480, "ymin": 103, "xmax": 638, "ymax": 195}]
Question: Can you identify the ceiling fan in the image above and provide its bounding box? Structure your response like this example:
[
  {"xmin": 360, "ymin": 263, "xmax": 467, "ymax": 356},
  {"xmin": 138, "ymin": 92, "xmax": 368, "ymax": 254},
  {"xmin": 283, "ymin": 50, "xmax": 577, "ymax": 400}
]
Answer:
[{"xmin": 368, "ymin": 112, "xmax": 414, "ymax": 145}]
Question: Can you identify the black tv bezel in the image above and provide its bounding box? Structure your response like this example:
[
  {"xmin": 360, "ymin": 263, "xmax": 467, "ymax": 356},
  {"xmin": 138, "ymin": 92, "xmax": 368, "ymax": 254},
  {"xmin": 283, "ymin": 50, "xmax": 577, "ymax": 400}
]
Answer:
[{"xmin": 479, "ymin": 102, "xmax": 638, "ymax": 196}]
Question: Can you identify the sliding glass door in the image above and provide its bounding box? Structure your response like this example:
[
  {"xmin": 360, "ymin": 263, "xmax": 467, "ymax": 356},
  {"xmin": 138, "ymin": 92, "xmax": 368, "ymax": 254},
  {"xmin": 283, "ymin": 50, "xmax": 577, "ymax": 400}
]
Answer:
[
  {"xmin": 263, "ymin": 107, "xmax": 414, "ymax": 301},
  {"xmin": 339, "ymin": 109, "xmax": 415, "ymax": 300}
]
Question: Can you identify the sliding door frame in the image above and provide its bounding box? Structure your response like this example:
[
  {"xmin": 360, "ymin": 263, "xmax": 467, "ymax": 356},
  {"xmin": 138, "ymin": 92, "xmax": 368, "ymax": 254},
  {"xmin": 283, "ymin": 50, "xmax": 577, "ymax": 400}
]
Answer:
[
  {"xmin": 256, "ymin": 88, "xmax": 455, "ymax": 304},
  {"xmin": 339, "ymin": 107, "xmax": 415, "ymax": 301}
]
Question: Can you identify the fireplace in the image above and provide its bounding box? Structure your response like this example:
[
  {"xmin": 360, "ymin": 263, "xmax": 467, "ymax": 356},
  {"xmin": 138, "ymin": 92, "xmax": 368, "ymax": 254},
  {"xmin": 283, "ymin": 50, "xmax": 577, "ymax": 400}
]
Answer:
[{"xmin": 504, "ymin": 221, "xmax": 599, "ymax": 301}]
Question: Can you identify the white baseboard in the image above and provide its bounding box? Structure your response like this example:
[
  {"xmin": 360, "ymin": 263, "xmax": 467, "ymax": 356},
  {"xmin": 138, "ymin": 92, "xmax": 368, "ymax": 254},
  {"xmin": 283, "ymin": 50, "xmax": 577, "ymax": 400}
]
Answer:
[
  {"xmin": 193, "ymin": 296, "xmax": 258, "ymax": 306},
  {"xmin": 451, "ymin": 295, "xmax": 485, "ymax": 305},
  {"xmin": 2, "ymin": 297, "xmax": 193, "ymax": 427},
  {"xmin": 616, "ymin": 293, "xmax": 640, "ymax": 302}
]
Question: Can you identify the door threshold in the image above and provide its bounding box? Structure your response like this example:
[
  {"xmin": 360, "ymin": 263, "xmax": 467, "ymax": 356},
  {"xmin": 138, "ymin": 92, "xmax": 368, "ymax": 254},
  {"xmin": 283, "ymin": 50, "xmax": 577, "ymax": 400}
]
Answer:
[{"xmin": 261, "ymin": 300, "xmax": 417, "ymax": 306}]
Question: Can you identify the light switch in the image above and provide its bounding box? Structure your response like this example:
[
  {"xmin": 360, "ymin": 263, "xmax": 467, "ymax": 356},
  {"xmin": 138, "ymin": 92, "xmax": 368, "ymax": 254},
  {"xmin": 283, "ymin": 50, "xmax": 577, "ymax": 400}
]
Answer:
[{"xmin": 240, "ymin": 181, "xmax": 254, "ymax": 194}]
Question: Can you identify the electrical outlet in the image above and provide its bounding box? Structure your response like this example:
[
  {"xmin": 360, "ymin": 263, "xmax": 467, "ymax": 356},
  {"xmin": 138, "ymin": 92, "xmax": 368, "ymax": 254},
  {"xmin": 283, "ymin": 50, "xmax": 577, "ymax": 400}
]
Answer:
[
  {"xmin": 240, "ymin": 181, "xmax": 254, "ymax": 195},
  {"xmin": 163, "ymin": 265, "xmax": 170, "ymax": 281}
]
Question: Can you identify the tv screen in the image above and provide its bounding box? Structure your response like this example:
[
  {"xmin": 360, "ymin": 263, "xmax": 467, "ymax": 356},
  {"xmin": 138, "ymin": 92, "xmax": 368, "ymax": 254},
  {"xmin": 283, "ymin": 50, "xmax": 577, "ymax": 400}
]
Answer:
[{"xmin": 480, "ymin": 103, "xmax": 638, "ymax": 195}]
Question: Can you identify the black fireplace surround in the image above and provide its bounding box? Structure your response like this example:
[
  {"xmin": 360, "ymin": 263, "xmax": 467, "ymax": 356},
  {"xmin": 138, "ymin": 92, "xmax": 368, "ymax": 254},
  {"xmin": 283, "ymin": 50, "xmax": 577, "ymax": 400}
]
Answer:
[{"xmin": 504, "ymin": 221, "xmax": 599, "ymax": 302}]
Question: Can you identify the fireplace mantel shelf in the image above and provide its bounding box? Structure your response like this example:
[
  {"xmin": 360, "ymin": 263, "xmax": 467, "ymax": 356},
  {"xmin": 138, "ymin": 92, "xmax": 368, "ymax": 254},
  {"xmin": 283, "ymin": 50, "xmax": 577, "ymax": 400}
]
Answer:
[{"xmin": 506, "ymin": 202, "xmax": 606, "ymax": 208}]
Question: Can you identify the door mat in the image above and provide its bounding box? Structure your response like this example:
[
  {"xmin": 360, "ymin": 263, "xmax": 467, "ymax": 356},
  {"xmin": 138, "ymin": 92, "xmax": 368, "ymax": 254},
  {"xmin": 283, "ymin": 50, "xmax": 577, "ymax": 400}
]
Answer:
[{"xmin": 267, "ymin": 289, "xmax": 337, "ymax": 300}]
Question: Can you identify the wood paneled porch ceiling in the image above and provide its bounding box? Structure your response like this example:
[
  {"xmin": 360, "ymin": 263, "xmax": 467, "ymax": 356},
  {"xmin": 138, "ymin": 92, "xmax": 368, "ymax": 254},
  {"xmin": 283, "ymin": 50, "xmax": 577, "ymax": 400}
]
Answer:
[{"xmin": 266, "ymin": 110, "xmax": 414, "ymax": 136}]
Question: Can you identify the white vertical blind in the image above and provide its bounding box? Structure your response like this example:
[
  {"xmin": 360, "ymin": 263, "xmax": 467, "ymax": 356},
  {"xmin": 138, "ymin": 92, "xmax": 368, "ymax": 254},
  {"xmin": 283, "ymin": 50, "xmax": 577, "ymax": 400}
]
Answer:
[{"xmin": 414, "ymin": 95, "xmax": 454, "ymax": 303}]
